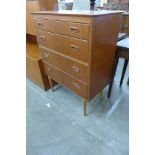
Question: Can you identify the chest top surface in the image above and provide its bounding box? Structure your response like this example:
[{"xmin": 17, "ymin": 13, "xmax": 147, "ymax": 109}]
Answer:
[{"xmin": 31, "ymin": 10, "xmax": 122, "ymax": 17}]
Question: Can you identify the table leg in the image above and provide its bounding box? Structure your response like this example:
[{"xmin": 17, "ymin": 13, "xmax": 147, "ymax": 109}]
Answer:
[
  {"xmin": 108, "ymin": 57, "xmax": 119, "ymax": 98},
  {"xmin": 120, "ymin": 59, "xmax": 129, "ymax": 87}
]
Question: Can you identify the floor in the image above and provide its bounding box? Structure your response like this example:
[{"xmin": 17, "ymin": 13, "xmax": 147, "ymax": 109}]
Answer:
[{"xmin": 26, "ymin": 59, "xmax": 129, "ymax": 155}]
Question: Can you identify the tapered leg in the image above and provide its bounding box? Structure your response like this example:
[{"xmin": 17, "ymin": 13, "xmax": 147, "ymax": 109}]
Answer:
[
  {"xmin": 82, "ymin": 99, "xmax": 87, "ymax": 116},
  {"xmin": 48, "ymin": 76, "xmax": 54, "ymax": 92},
  {"xmin": 108, "ymin": 57, "xmax": 119, "ymax": 98},
  {"xmin": 120, "ymin": 59, "xmax": 129, "ymax": 87},
  {"xmin": 99, "ymin": 90, "xmax": 103, "ymax": 101}
]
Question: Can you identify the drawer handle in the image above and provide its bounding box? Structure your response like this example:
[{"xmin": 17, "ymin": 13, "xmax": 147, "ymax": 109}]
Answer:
[
  {"xmin": 71, "ymin": 45, "xmax": 79, "ymax": 51},
  {"xmin": 69, "ymin": 27, "xmax": 79, "ymax": 33},
  {"xmin": 43, "ymin": 53, "xmax": 49, "ymax": 59},
  {"xmin": 40, "ymin": 36, "xmax": 46, "ymax": 41},
  {"xmin": 73, "ymin": 82, "xmax": 81, "ymax": 89},
  {"xmin": 72, "ymin": 66, "xmax": 80, "ymax": 73},
  {"xmin": 37, "ymin": 22, "xmax": 43, "ymax": 26}
]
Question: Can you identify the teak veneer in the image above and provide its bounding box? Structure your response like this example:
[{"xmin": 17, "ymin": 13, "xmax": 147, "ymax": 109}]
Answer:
[{"xmin": 32, "ymin": 10, "xmax": 122, "ymax": 115}]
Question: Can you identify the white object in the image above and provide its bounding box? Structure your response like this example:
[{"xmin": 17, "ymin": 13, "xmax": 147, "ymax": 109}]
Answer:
[
  {"xmin": 59, "ymin": 0, "xmax": 73, "ymax": 10},
  {"xmin": 46, "ymin": 103, "xmax": 51, "ymax": 108},
  {"xmin": 72, "ymin": 0, "xmax": 101, "ymax": 10}
]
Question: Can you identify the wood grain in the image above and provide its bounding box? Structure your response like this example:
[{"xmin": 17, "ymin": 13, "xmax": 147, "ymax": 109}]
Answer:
[
  {"xmin": 26, "ymin": 1, "xmax": 40, "ymax": 35},
  {"xmin": 39, "ymin": 0, "xmax": 58, "ymax": 11},
  {"xmin": 37, "ymin": 31, "xmax": 89, "ymax": 63},
  {"xmin": 32, "ymin": 11, "xmax": 122, "ymax": 115},
  {"xmin": 89, "ymin": 14, "xmax": 121, "ymax": 99},
  {"xmin": 26, "ymin": 37, "xmax": 50, "ymax": 91}
]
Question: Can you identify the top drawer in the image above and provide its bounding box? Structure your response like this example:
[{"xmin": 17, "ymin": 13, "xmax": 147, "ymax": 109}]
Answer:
[
  {"xmin": 34, "ymin": 18, "xmax": 56, "ymax": 32},
  {"xmin": 33, "ymin": 18, "xmax": 90, "ymax": 40},
  {"xmin": 56, "ymin": 21, "xmax": 90, "ymax": 41}
]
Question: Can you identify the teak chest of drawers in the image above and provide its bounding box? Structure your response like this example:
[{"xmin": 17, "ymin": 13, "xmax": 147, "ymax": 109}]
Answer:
[{"xmin": 32, "ymin": 10, "xmax": 122, "ymax": 116}]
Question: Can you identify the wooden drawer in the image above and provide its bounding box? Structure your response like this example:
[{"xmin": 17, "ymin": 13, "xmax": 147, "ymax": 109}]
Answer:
[
  {"xmin": 48, "ymin": 32, "xmax": 89, "ymax": 62},
  {"xmin": 34, "ymin": 19, "xmax": 90, "ymax": 41},
  {"xmin": 63, "ymin": 35, "xmax": 89, "ymax": 62},
  {"xmin": 40, "ymin": 47, "xmax": 51, "ymax": 64},
  {"xmin": 64, "ymin": 58, "xmax": 89, "ymax": 83},
  {"xmin": 56, "ymin": 21, "xmax": 90, "ymax": 40},
  {"xmin": 48, "ymin": 32, "xmax": 66, "ymax": 54},
  {"xmin": 34, "ymin": 18, "xmax": 56, "ymax": 32},
  {"xmin": 40, "ymin": 47, "xmax": 65, "ymax": 70},
  {"xmin": 40, "ymin": 47, "xmax": 88, "ymax": 83},
  {"xmin": 41, "ymin": 60, "xmax": 63, "ymax": 84},
  {"xmin": 37, "ymin": 30, "xmax": 48, "ymax": 47},
  {"xmin": 50, "ymin": 51, "xmax": 65, "ymax": 69},
  {"xmin": 63, "ymin": 73, "xmax": 88, "ymax": 99},
  {"xmin": 41, "ymin": 32, "xmax": 89, "ymax": 62},
  {"xmin": 40, "ymin": 49, "xmax": 88, "ymax": 99},
  {"xmin": 42, "ymin": 64, "xmax": 88, "ymax": 99}
]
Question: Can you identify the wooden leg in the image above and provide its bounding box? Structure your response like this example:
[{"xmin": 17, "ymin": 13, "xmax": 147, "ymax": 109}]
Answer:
[
  {"xmin": 82, "ymin": 99, "xmax": 87, "ymax": 116},
  {"xmin": 48, "ymin": 76, "xmax": 54, "ymax": 92},
  {"xmin": 108, "ymin": 57, "xmax": 119, "ymax": 98},
  {"xmin": 99, "ymin": 90, "xmax": 103, "ymax": 101},
  {"xmin": 120, "ymin": 59, "xmax": 129, "ymax": 87}
]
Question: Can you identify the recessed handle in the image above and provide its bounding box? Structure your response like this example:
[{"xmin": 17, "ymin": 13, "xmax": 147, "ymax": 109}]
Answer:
[
  {"xmin": 37, "ymin": 22, "xmax": 43, "ymax": 26},
  {"xmin": 72, "ymin": 66, "xmax": 80, "ymax": 73},
  {"xmin": 72, "ymin": 82, "xmax": 80, "ymax": 89},
  {"xmin": 70, "ymin": 45, "xmax": 79, "ymax": 51},
  {"xmin": 69, "ymin": 27, "xmax": 79, "ymax": 33},
  {"xmin": 40, "ymin": 36, "xmax": 46, "ymax": 41}
]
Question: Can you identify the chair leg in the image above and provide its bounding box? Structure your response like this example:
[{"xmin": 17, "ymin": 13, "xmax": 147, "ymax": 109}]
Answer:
[
  {"xmin": 120, "ymin": 59, "xmax": 129, "ymax": 87},
  {"xmin": 108, "ymin": 57, "xmax": 119, "ymax": 98}
]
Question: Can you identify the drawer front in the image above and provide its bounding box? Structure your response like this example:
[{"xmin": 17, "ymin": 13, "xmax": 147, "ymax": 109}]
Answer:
[
  {"xmin": 64, "ymin": 36, "xmax": 89, "ymax": 62},
  {"xmin": 34, "ymin": 19, "xmax": 56, "ymax": 32},
  {"xmin": 63, "ymin": 73, "xmax": 88, "ymax": 99},
  {"xmin": 64, "ymin": 58, "xmax": 89, "ymax": 83},
  {"xmin": 37, "ymin": 30, "xmax": 48, "ymax": 47},
  {"xmin": 41, "ymin": 60, "xmax": 63, "ymax": 84},
  {"xmin": 41, "ymin": 61, "xmax": 52, "ymax": 76},
  {"xmin": 40, "ymin": 47, "xmax": 65, "ymax": 69},
  {"xmin": 50, "ymin": 51, "xmax": 65, "ymax": 69},
  {"xmin": 51, "ymin": 66, "xmax": 88, "ymax": 99},
  {"xmin": 41, "ymin": 60, "xmax": 88, "ymax": 98},
  {"xmin": 38, "ymin": 32, "xmax": 62, "ymax": 52},
  {"xmin": 45, "ymin": 32, "xmax": 89, "ymax": 62},
  {"xmin": 56, "ymin": 21, "xmax": 90, "ymax": 40},
  {"xmin": 40, "ymin": 47, "xmax": 51, "ymax": 64},
  {"xmin": 40, "ymin": 47, "xmax": 89, "ymax": 83},
  {"xmin": 48, "ymin": 32, "xmax": 66, "ymax": 54},
  {"xmin": 34, "ymin": 19, "xmax": 90, "ymax": 40}
]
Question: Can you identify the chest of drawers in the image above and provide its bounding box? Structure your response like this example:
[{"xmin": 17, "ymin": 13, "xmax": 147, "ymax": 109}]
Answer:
[{"xmin": 32, "ymin": 10, "xmax": 122, "ymax": 116}]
